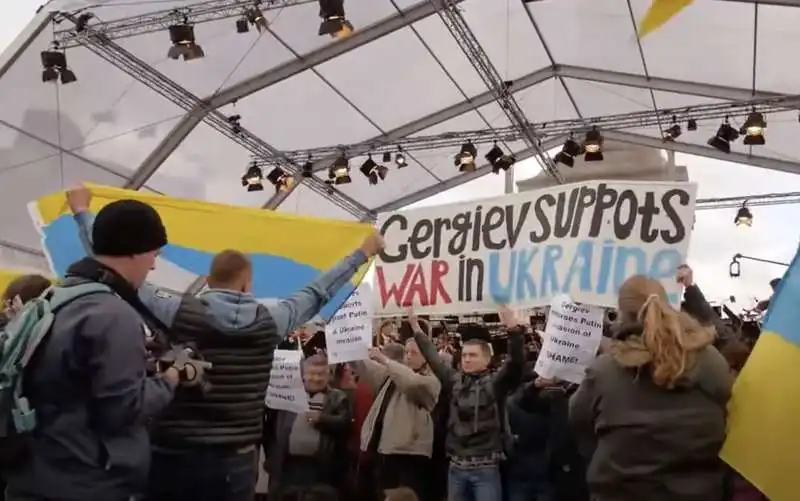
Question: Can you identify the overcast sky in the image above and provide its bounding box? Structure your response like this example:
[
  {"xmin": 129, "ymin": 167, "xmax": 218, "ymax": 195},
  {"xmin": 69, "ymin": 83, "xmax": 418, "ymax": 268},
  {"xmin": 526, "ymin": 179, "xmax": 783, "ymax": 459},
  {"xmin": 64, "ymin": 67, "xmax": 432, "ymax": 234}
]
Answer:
[{"xmin": 2, "ymin": 1, "xmax": 798, "ymax": 312}]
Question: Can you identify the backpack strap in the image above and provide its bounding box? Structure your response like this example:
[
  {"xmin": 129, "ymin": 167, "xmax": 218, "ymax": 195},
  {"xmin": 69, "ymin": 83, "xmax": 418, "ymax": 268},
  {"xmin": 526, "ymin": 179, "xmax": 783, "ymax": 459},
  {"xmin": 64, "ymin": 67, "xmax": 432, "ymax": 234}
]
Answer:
[{"xmin": 18, "ymin": 282, "xmax": 112, "ymax": 368}]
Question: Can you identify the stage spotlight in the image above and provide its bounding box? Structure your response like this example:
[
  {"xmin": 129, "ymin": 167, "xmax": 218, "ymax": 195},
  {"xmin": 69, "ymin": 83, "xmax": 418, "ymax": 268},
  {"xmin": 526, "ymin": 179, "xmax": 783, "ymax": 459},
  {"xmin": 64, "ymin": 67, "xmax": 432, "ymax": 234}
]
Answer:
[
  {"xmin": 485, "ymin": 144, "xmax": 515, "ymax": 173},
  {"xmin": 707, "ymin": 120, "xmax": 739, "ymax": 154},
  {"xmin": 241, "ymin": 161, "xmax": 264, "ymax": 192},
  {"xmin": 454, "ymin": 142, "xmax": 477, "ymax": 172},
  {"xmin": 553, "ymin": 137, "xmax": 582, "ymax": 167},
  {"xmin": 328, "ymin": 156, "xmax": 351, "ymax": 185},
  {"xmin": 266, "ymin": 167, "xmax": 294, "ymax": 192},
  {"xmin": 734, "ymin": 202, "xmax": 753, "ymax": 227},
  {"xmin": 318, "ymin": 0, "xmax": 354, "ymax": 38},
  {"xmin": 742, "ymin": 111, "xmax": 766, "ymax": 146},
  {"xmin": 360, "ymin": 156, "xmax": 388, "ymax": 185},
  {"xmin": 302, "ymin": 159, "xmax": 314, "ymax": 178},
  {"xmin": 167, "ymin": 24, "xmax": 204, "ymax": 61},
  {"xmin": 40, "ymin": 51, "xmax": 77, "ymax": 84},
  {"xmin": 394, "ymin": 148, "xmax": 407, "ymax": 168},
  {"xmin": 245, "ymin": 6, "xmax": 269, "ymax": 32},
  {"xmin": 583, "ymin": 127, "xmax": 604, "ymax": 162}
]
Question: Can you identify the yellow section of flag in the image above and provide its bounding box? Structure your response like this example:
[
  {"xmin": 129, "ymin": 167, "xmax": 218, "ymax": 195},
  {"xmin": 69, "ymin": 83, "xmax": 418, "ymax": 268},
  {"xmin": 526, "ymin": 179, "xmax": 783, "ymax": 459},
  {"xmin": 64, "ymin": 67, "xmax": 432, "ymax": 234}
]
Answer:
[
  {"xmin": 720, "ymin": 249, "xmax": 800, "ymax": 501},
  {"xmin": 638, "ymin": 0, "xmax": 694, "ymax": 38}
]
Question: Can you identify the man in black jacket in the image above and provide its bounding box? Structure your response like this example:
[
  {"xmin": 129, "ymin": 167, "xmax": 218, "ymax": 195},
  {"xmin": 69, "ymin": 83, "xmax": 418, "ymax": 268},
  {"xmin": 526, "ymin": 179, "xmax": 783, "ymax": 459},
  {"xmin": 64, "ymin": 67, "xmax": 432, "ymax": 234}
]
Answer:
[
  {"xmin": 66, "ymin": 185, "xmax": 383, "ymax": 501},
  {"xmin": 413, "ymin": 307, "xmax": 525, "ymax": 501},
  {"xmin": 5, "ymin": 199, "xmax": 194, "ymax": 501},
  {"xmin": 262, "ymin": 355, "xmax": 351, "ymax": 499}
]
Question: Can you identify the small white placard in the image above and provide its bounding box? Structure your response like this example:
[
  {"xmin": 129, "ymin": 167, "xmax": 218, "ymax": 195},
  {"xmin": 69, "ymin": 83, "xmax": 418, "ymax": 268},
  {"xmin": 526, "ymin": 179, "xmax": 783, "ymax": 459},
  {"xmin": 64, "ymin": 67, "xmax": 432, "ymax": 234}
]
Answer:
[
  {"xmin": 535, "ymin": 295, "xmax": 604, "ymax": 384},
  {"xmin": 265, "ymin": 349, "xmax": 309, "ymax": 413},
  {"xmin": 325, "ymin": 283, "xmax": 373, "ymax": 364}
]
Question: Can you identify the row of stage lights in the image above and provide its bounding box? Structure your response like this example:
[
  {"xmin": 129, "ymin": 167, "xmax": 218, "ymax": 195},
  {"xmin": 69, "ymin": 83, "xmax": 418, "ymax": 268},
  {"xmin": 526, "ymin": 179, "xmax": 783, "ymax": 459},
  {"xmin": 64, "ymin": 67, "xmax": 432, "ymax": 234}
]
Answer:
[
  {"xmin": 243, "ymin": 109, "xmax": 770, "ymax": 192},
  {"xmin": 241, "ymin": 142, "xmax": 518, "ymax": 192},
  {"xmin": 40, "ymin": 0, "xmax": 354, "ymax": 83},
  {"xmin": 551, "ymin": 111, "xmax": 768, "ymax": 167}
]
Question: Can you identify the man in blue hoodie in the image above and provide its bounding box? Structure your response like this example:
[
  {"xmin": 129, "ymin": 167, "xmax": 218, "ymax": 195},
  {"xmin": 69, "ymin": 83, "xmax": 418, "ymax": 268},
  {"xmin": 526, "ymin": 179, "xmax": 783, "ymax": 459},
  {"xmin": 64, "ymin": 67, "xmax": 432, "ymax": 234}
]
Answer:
[
  {"xmin": 65, "ymin": 185, "xmax": 383, "ymax": 501},
  {"xmin": 5, "ymin": 196, "xmax": 199, "ymax": 501}
]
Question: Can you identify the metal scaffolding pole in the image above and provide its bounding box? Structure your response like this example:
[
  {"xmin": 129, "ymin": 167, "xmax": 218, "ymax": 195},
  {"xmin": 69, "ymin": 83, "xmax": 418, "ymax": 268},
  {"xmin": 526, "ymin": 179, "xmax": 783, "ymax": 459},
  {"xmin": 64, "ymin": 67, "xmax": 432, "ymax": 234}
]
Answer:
[{"xmin": 434, "ymin": 0, "xmax": 562, "ymax": 181}]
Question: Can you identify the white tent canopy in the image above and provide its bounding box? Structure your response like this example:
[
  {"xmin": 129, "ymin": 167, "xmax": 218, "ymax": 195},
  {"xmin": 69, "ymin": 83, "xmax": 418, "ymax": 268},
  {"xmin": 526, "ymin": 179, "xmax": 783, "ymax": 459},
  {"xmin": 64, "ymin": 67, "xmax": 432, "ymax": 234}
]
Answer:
[{"xmin": 2, "ymin": 0, "xmax": 799, "ymax": 271}]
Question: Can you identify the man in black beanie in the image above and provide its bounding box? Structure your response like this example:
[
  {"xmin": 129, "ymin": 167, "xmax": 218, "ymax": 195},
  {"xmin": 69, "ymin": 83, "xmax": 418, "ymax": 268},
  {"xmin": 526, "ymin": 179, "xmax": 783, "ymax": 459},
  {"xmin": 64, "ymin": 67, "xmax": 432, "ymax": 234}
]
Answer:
[
  {"xmin": 65, "ymin": 185, "xmax": 385, "ymax": 501},
  {"xmin": 4, "ymin": 193, "xmax": 203, "ymax": 501}
]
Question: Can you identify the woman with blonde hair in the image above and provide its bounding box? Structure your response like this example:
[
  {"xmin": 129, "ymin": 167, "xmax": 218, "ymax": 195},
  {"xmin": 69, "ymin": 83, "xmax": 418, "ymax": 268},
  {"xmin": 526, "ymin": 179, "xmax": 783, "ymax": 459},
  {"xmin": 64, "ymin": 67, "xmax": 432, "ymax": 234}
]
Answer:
[{"xmin": 569, "ymin": 274, "xmax": 734, "ymax": 501}]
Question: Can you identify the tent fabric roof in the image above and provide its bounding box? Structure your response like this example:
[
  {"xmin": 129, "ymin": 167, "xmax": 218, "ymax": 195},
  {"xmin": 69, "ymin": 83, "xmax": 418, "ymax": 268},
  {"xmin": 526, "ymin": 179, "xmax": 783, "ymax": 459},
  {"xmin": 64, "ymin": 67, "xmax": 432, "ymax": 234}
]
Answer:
[{"xmin": 2, "ymin": 0, "xmax": 800, "ymax": 263}]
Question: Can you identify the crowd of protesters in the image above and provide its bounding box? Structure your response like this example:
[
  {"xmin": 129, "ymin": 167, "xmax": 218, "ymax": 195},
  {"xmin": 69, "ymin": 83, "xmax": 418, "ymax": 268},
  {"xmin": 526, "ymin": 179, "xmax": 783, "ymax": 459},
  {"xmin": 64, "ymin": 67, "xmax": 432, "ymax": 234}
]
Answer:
[{"xmin": 0, "ymin": 185, "xmax": 770, "ymax": 501}]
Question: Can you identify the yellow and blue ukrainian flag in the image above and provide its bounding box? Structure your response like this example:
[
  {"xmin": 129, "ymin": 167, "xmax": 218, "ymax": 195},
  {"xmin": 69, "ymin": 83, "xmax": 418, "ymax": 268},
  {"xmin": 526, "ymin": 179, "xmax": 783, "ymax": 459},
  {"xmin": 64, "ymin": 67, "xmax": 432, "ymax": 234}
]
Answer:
[
  {"xmin": 29, "ymin": 184, "xmax": 373, "ymax": 320},
  {"xmin": 721, "ymin": 249, "xmax": 800, "ymax": 501}
]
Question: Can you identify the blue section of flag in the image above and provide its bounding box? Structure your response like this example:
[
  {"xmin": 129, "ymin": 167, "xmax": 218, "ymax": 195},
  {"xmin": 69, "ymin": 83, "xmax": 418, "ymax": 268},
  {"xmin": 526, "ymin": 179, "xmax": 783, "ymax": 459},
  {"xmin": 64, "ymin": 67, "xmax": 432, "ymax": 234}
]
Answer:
[
  {"xmin": 40, "ymin": 215, "xmax": 350, "ymax": 320},
  {"xmin": 160, "ymin": 245, "xmax": 352, "ymax": 319},
  {"xmin": 763, "ymin": 251, "xmax": 800, "ymax": 345}
]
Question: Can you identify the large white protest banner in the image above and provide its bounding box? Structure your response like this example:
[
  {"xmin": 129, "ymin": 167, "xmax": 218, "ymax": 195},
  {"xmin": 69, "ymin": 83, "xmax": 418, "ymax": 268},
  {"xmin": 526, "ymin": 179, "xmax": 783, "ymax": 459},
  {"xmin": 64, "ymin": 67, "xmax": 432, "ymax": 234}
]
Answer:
[
  {"xmin": 326, "ymin": 283, "xmax": 373, "ymax": 364},
  {"xmin": 374, "ymin": 180, "xmax": 696, "ymax": 315},
  {"xmin": 535, "ymin": 295, "xmax": 604, "ymax": 384},
  {"xmin": 265, "ymin": 349, "xmax": 309, "ymax": 413}
]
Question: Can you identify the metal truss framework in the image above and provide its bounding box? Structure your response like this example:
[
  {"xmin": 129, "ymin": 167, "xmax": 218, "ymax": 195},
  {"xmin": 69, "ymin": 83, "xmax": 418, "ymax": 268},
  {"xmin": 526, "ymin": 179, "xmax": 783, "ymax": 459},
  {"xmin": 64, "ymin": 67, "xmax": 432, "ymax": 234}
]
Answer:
[
  {"xmin": 64, "ymin": 15, "xmax": 375, "ymax": 220},
  {"xmin": 435, "ymin": 0, "xmax": 559, "ymax": 180},
  {"xmin": 695, "ymin": 191, "xmax": 800, "ymax": 210},
  {"xmin": 53, "ymin": 0, "xmax": 317, "ymax": 48},
  {"xmin": 22, "ymin": 0, "xmax": 800, "ymax": 220},
  {"xmin": 124, "ymin": 0, "xmax": 465, "ymax": 190},
  {"xmin": 270, "ymin": 92, "xmax": 800, "ymax": 164}
]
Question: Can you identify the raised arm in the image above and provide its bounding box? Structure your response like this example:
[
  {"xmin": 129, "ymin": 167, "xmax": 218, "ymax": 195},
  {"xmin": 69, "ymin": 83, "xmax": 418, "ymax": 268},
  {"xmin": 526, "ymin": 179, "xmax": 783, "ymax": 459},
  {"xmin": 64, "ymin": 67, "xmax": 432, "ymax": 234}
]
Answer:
[
  {"xmin": 381, "ymin": 358, "xmax": 441, "ymax": 411},
  {"xmin": 411, "ymin": 321, "xmax": 456, "ymax": 387},
  {"xmin": 678, "ymin": 265, "xmax": 734, "ymax": 349},
  {"xmin": 263, "ymin": 247, "xmax": 371, "ymax": 340},
  {"xmin": 351, "ymin": 359, "xmax": 389, "ymax": 393},
  {"xmin": 492, "ymin": 307, "xmax": 526, "ymax": 395},
  {"xmin": 492, "ymin": 325, "xmax": 525, "ymax": 395}
]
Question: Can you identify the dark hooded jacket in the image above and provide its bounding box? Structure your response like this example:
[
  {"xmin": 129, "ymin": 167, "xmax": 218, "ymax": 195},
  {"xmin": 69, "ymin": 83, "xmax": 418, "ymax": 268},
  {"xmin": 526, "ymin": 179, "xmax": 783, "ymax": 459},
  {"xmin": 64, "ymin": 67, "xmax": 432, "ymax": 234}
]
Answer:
[
  {"xmin": 569, "ymin": 320, "xmax": 734, "ymax": 501},
  {"xmin": 150, "ymin": 290, "xmax": 280, "ymax": 448}
]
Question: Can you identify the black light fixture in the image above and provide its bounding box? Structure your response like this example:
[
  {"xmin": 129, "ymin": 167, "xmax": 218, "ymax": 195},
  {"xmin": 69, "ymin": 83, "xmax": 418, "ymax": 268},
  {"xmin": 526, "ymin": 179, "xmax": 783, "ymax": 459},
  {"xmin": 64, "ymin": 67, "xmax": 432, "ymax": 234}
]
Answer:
[
  {"xmin": 485, "ymin": 144, "xmax": 515, "ymax": 173},
  {"xmin": 454, "ymin": 142, "xmax": 478, "ymax": 172},
  {"xmin": 327, "ymin": 155, "xmax": 351, "ymax": 185},
  {"xmin": 553, "ymin": 136, "xmax": 582, "ymax": 167},
  {"xmin": 729, "ymin": 254, "xmax": 741, "ymax": 278},
  {"xmin": 382, "ymin": 151, "xmax": 391, "ymax": 163},
  {"xmin": 360, "ymin": 155, "xmax": 388, "ymax": 185},
  {"xmin": 40, "ymin": 51, "xmax": 77, "ymax": 84},
  {"xmin": 245, "ymin": 6, "xmax": 268, "ymax": 32},
  {"xmin": 687, "ymin": 118, "xmax": 698, "ymax": 131},
  {"xmin": 318, "ymin": 0, "xmax": 354, "ymax": 38},
  {"xmin": 266, "ymin": 167, "xmax": 294, "ymax": 192},
  {"xmin": 742, "ymin": 110, "xmax": 766, "ymax": 146},
  {"xmin": 394, "ymin": 147, "xmax": 407, "ymax": 168},
  {"xmin": 167, "ymin": 24, "xmax": 205, "ymax": 61},
  {"xmin": 241, "ymin": 161, "xmax": 264, "ymax": 192},
  {"xmin": 662, "ymin": 115, "xmax": 681, "ymax": 142},
  {"xmin": 707, "ymin": 118, "xmax": 739, "ymax": 154},
  {"xmin": 583, "ymin": 127, "xmax": 604, "ymax": 162},
  {"xmin": 301, "ymin": 158, "xmax": 314, "ymax": 178},
  {"xmin": 734, "ymin": 201, "xmax": 753, "ymax": 227},
  {"xmin": 236, "ymin": 18, "xmax": 250, "ymax": 33},
  {"xmin": 485, "ymin": 144, "xmax": 502, "ymax": 168}
]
